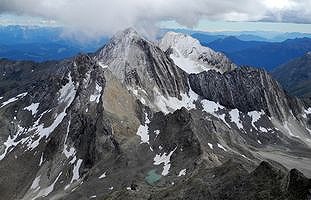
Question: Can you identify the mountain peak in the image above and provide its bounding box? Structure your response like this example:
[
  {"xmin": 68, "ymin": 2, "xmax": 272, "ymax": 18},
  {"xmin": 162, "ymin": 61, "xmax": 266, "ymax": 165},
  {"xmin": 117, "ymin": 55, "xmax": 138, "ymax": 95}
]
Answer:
[
  {"xmin": 159, "ymin": 32, "xmax": 236, "ymax": 74},
  {"xmin": 96, "ymin": 28, "xmax": 148, "ymax": 64},
  {"xmin": 96, "ymin": 28, "xmax": 189, "ymax": 109},
  {"xmin": 104, "ymin": 27, "xmax": 148, "ymax": 49},
  {"xmin": 160, "ymin": 31, "xmax": 205, "ymax": 53},
  {"xmin": 113, "ymin": 27, "xmax": 141, "ymax": 40},
  {"xmin": 222, "ymin": 36, "xmax": 240, "ymax": 41}
]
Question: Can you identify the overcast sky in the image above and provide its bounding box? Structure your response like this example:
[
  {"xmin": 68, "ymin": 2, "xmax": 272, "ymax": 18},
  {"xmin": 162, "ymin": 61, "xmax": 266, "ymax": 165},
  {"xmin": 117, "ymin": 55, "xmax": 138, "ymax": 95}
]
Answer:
[{"xmin": 0, "ymin": 0, "xmax": 311, "ymax": 38}]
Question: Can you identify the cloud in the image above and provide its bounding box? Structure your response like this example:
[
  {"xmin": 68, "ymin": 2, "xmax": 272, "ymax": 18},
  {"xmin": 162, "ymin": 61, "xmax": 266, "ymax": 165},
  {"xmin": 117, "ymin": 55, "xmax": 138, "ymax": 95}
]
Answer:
[
  {"xmin": 263, "ymin": 0, "xmax": 311, "ymax": 24},
  {"xmin": 0, "ymin": 0, "xmax": 310, "ymax": 38}
]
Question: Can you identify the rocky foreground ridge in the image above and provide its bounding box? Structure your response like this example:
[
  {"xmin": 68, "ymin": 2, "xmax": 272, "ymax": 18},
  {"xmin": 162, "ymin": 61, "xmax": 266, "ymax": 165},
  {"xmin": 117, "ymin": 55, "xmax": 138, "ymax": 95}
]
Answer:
[{"xmin": 0, "ymin": 28, "xmax": 310, "ymax": 200}]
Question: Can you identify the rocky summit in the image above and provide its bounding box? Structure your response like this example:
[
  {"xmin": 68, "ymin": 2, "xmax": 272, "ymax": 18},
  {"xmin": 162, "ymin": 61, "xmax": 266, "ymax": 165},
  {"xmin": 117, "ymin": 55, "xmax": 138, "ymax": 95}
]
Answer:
[
  {"xmin": 159, "ymin": 31, "xmax": 236, "ymax": 74},
  {"xmin": 0, "ymin": 28, "xmax": 311, "ymax": 200}
]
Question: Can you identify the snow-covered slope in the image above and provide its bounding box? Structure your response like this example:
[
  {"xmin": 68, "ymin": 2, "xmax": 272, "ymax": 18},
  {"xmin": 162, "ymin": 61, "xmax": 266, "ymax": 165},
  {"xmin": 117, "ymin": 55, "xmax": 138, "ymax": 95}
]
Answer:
[{"xmin": 159, "ymin": 32, "xmax": 236, "ymax": 74}]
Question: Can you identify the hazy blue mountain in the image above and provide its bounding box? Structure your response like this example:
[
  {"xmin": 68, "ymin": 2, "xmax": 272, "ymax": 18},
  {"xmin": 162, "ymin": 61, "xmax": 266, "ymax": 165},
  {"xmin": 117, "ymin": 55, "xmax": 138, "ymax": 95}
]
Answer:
[
  {"xmin": 207, "ymin": 36, "xmax": 269, "ymax": 53},
  {"xmin": 213, "ymin": 31, "xmax": 311, "ymax": 42},
  {"xmin": 0, "ymin": 43, "xmax": 85, "ymax": 61},
  {"xmin": 160, "ymin": 29, "xmax": 275, "ymax": 43},
  {"xmin": 0, "ymin": 25, "xmax": 108, "ymax": 61},
  {"xmin": 272, "ymin": 52, "xmax": 311, "ymax": 98},
  {"xmin": 204, "ymin": 36, "xmax": 311, "ymax": 70},
  {"xmin": 190, "ymin": 33, "xmax": 226, "ymax": 44},
  {"xmin": 0, "ymin": 25, "xmax": 62, "ymax": 45},
  {"xmin": 236, "ymin": 34, "xmax": 269, "ymax": 41},
  {"xmin": 175, "ymin": 29, "xmax": 311, "ymax": 42},
  {"xmin": 272, "ymin": 32, "xmax": 311, "ymax": 42},
  {"xmin": 227, "ymin": 37, "xmax": 311, "ymax": 70}
]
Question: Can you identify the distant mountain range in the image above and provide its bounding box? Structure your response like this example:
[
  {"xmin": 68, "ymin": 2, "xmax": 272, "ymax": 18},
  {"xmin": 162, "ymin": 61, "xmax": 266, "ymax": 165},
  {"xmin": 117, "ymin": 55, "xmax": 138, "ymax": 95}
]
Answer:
[
  {"xmin": 0, "ymin": 25, "xmax": 108, "ymax": 62},
  {"xmin": 204, "ymin": 36, "xmax": 311, "ymax": 71},
  {"xmin": 207, "ymin": 36, "xmax": 268, "ymax": 53},
  {"xmin": 272, "ymin": 52, "xmax": 311, "ymax": 98},
  {"xmin": 191, "ymin": 33, "xmax": 270, "ymax": 44},
  {"xmin": 161, "ymin": 29, "xmax": 311, "ymax": 42},
  {"xmin": 1, "ymin": 25, "xmax": 311, "ymax": 69},
  {"xmin": 0, "ymin": 43, "xmax": 91, "ymax": 61}
]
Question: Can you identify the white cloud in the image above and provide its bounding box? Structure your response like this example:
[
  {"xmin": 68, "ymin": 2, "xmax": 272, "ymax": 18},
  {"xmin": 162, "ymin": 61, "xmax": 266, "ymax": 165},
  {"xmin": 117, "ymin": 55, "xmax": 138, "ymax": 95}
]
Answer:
[
  {"xmin": 0, "ymin": 0, "xmax": 310, "ymax": 38},
  {"xmin": 263, "ymin": 0, "xmax": 297, "ymax": 10}
]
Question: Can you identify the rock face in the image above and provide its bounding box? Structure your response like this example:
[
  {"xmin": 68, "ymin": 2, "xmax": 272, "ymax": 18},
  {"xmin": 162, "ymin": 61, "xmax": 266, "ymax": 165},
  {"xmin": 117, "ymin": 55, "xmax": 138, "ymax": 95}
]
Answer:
[
  {"xmin": 0, "ymin": 28, "xmax": 311, "ymax": 200},
  {"xmin": 272, "ymin": 52, "xmax": 311, "ymax": 98},
  {"xmin": 96, "ymin": 28, "xmax": 188, "ymax": 99},
  {"xmin": 0, "ymin": 54, "xmax": 127, "ymax": 200},
  {"xmin": 159, "ymin": 32, "xmax": 236, "ymax": 74},
  {"xmin": 189, "ymin": 67, "xmax": 302, "ymax": 121},
  {"xmin": 0, "ymin": 59, "xmax": 60, "ymax": 94},
  {"xmin": 149, "ymin": 161, "xmax": 311, "ymax": 200}
]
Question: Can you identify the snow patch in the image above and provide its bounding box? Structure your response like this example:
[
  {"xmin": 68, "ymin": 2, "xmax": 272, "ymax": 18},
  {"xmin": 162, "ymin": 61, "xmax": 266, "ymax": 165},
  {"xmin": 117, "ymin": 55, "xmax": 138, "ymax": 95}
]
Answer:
[
  {"xmin": 154, "ymin": 130, "xmax": 160, "ymax": 138},
  {"xmin": 303, "ymin": 108, "xmax": 311, "ymax": 118},
  {"xmin": 98, "ymin": 61, "xmax": 108, "ymax": 69},
  {"xmin": 136, "ymin": 113, "xmax": 150, "ymax": 144},
  {"xmin": 201, "ymin": 100, "xmax": 224, "ymax": 113},
  {"xmin": 217, "ymin": 143, "xmax": 227, "ymax": 152},
  {"xmin": 154, "ymin": 87, "xmax": 197, "ymax": 114},
  {"xmin": 65, "ymin": 159, "xmax": 83, "ymax": 190},
  {"xmin": 30, "ymin": 175, "xmax": 41, "ymax": 191},
  {"xmin": 63, "ymin": 146, "xmax": 76, "ymax": 159},
  {"xmin": 33, "ymin": 172, "xmax": 62, "ymax": 199},
  {"xmin": 69, "ymin": 154, "xmax": 77, "ymax": 164},
  {"xmin": 208, "ymin": 143, "xmax": 213, "ymax": 149},
  {"xmin": 229, "ymin": 109, "xmax": 243, "ymax": 130},
  {"xmin": 259, "ymin": 126, "xmax": 268, "ymax": 133},
  {"xmin": 0, "ymin": 125, "xmax": 26, "ymax": 160},
  {"xmin": 201, "ymin": 100, "xmax": 230, "ymax": 127},
  {"xmin": 0, "ymin": 92, "xmax": 27, "ymax": 108},
  {"xmin": 72, "ymin": 159, "xmax": 83, "ymax": 182},
  {"xmin": 24, "ymin": 103, "xmax": 40, "ymax": 116},
  {"xmin": 127, "ymin": 86, "xmax": 148, "ymax": 105},
  {"xmin": 153, "ymin": 147, "xmax": 177, "ymax": 176},
  {"xmin": 248, "ymin": 110, "xmax": 264, "ymax": 130},
  {"xmin": 99, "ymin": 172, "xmax": 107, "ymax": 179},
  {"xmin": 63, "ymin": 120, "xmax": 76, "ymax": 159},
  {"xmin": 178, "ymin": 169, "xmax": 186, "ymax": 177},
  {"xmin": 39, "ymin": 153, "xmax": 44, "ymax": 166},
  {"xmin": 90, "ymin": 82, "xmax": 102, "ymax": 103},
  {"xmin": 170, "ymin": 49, "xmax": 212, "ymax": 74}
]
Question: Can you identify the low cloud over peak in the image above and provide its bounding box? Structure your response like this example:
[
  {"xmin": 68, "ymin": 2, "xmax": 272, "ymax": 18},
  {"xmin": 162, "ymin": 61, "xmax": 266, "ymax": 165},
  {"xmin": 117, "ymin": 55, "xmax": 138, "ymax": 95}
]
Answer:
[{"xmin": 0, "ymin": 0, "xmax": 310, "ymax": 39}]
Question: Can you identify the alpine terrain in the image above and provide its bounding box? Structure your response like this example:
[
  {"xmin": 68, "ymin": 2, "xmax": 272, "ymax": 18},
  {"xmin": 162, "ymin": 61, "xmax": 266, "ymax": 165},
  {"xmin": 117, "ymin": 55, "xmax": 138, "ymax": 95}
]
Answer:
[
  {"xmin": 0, "ymin": 28, "xmax": 311, "ymax": 200},
  {"xmin": 272, "ymin": 52, "xmax": 311, "ymax": 98}
]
